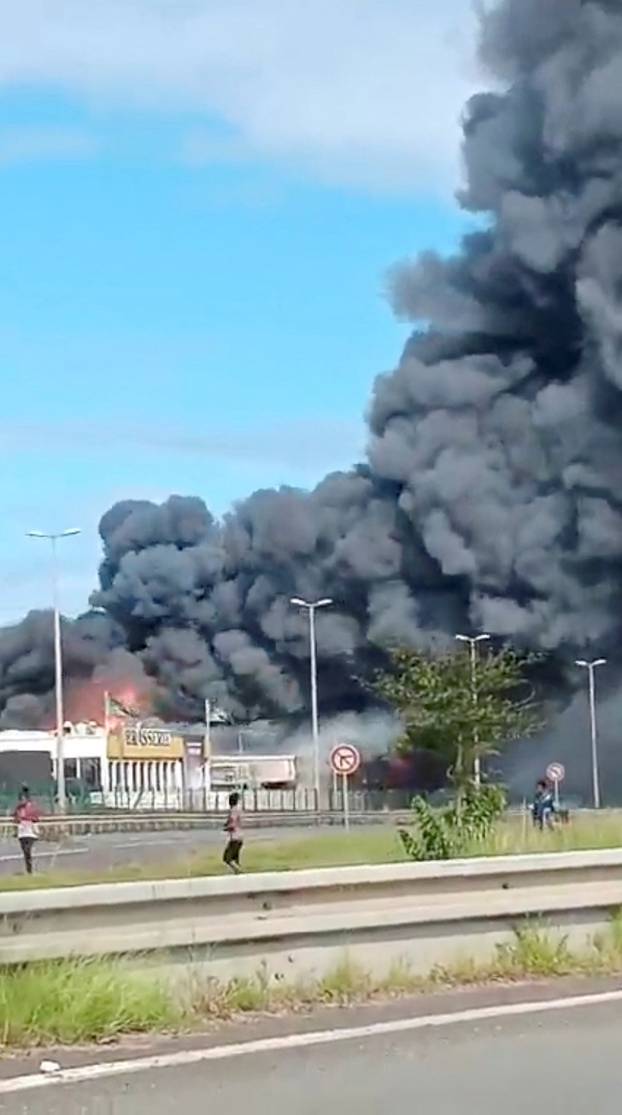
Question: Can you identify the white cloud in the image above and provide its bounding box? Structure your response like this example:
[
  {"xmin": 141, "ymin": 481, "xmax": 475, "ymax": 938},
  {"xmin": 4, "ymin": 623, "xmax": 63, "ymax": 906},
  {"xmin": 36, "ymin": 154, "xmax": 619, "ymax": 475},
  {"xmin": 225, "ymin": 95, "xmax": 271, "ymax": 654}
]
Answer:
[
  {"xmin": 0, "ymin": 0, "xmax": 480, "ymax": 192},
  {"xmin": 0, "ymin": 125, "xmax": 98, "ymax": 165}
]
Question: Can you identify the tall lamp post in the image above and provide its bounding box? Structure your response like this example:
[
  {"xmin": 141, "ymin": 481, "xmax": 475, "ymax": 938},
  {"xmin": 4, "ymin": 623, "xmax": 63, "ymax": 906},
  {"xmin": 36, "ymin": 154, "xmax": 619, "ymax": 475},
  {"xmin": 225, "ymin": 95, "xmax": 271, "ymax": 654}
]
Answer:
[
  {"xmin": 290, "ymin": 597, "xmax": 333, "ymax": 802},
  {"xmin": 455, "ymin": 633, "xmax": 490, "ymax": 787},
  {"xmin": 27, "ymin": 528, "xmax": 81, "ymax": 812},
  {"xmin": 575, "ymin": 658, "xmax": 607, "ymax": 809}
]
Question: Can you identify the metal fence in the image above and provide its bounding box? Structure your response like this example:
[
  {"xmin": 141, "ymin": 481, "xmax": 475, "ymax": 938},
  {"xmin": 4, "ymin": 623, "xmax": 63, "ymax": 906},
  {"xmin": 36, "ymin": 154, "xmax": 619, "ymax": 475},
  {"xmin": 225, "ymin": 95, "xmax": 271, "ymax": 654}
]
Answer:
[
  {"xmin": 2, "ymin": 783, "xmax": 592, "ymax": 817},
  {"xmin": 101, "ymin": 786, "xmax": 414, "ymax": 813},
  {"xmin": 0, "ymin": 785, "xmax": 414, "ymax": 815}
]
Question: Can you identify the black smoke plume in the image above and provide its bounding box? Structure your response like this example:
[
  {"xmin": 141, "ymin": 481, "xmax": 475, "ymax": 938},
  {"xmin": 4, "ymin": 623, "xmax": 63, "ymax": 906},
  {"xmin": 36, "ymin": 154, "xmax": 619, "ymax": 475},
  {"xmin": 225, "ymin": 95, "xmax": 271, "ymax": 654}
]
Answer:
[{"xmin": 2, "ymin": 0, "xmax": 622, "ymax": 782}]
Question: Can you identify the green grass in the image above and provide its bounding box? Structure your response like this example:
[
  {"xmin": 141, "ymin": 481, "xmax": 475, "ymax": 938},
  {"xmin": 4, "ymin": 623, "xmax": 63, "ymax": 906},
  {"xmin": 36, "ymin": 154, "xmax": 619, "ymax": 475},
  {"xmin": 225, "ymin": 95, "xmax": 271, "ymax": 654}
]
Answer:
[
  {"xmin": 3, "ymin": 811, "xmax": 622, "ymax": 893},
  {"xmin": 0, "ymin": 958, "xmax": 179, "ymax": 1046},
  {"xmin": 0, "ymin": 829, "xmax": 407, "ymax": 892},
  {"xmin": 469, "ymin": 812, "xmax": 622, "ymax": 857},
  {"xmin": 184, "ymin": 914, "xmax": 622, "ymax": 1022},
  {"xmin": 5, "ymin": 916, "xmax": 622, "ymax": 1048}
]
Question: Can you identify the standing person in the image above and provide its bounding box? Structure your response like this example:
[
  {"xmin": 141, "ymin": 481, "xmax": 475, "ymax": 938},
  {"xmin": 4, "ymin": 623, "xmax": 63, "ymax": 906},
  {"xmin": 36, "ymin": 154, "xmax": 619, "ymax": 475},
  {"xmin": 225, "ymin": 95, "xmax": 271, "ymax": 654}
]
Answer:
[
  {"xmin": 532, "ymin": 779, "xmax": 555, "ymax": 831},
  {"xmin": 223, "ymin": 791, "xmax": 243, "ymax": 874},
  {"xmin": 13, "ymin": 786, "xmax": 40, "ymax": 875}
]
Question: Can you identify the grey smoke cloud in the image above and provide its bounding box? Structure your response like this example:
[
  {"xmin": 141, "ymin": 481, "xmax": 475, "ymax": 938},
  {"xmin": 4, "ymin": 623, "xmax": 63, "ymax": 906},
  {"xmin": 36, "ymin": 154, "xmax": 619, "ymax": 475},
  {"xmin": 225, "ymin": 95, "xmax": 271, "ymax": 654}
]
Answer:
[
  {"xmin": 284, "ymin": 710, "xmax": 403, "ymax": 776},
  {"xmin": 2, "ymin": 0, "xmax": 622, "ymax": 748}
]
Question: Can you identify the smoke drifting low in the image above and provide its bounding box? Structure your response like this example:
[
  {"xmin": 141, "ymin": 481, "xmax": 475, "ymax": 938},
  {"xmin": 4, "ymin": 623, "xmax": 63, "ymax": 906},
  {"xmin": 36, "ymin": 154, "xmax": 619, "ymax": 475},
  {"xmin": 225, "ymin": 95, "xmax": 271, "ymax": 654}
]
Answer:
[{"xmin": 3, "ymin": 0, "xmax": 622, "ymax": 737}]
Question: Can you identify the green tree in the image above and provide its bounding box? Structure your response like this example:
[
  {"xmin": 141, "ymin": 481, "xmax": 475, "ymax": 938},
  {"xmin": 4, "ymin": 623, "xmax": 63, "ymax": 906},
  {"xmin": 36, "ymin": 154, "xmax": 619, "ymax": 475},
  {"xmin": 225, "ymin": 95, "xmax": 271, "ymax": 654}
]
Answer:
[{"xmin": 373, "ymin": 645, "xmax": 544, "ymax": 794}]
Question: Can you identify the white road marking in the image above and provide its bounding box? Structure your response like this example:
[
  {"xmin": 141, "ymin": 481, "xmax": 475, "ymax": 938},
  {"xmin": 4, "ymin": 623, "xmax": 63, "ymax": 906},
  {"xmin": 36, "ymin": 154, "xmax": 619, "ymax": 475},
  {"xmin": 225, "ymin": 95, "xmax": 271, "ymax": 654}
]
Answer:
[
  {"xmin": 0, "ymin": 848, "xmax": 87, "ymax": 863},
  {"xmin": 111, "ymin": 839, "xmax": 188, "ymax": 850},
  {"xmin": 1, "ymin": 988, "xmax": 622, "ymax": 1096}
]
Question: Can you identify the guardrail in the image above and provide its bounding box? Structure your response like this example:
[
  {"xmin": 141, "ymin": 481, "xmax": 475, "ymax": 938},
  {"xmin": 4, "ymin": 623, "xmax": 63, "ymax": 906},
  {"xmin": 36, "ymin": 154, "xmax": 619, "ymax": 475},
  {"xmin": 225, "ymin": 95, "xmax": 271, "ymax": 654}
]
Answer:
[
  {"xmin": 0, "ymin": 804, "xmax": 613, "ymax": 840},
  {"xmin": 2, "ymin": 848, "xmax": 622, "ymax": 981},
  {"xmin": 0, "ymin": 810, "xmax": 412, "ymax": 839}
]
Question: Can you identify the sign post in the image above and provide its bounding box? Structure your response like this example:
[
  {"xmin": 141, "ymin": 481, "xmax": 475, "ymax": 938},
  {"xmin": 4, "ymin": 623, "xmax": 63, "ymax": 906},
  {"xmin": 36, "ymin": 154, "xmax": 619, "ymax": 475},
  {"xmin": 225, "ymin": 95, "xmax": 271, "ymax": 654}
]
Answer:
[
  {"xmin": 343, "ymin": 772, "xmax": 352, "ymax": 830},
  {"xmin": 329, "ymin": 744, "xmax": 361, "ymax": 831},
  {"xmin": 546, "ymin": 761, "xmax": 565, "ymax": 810}
]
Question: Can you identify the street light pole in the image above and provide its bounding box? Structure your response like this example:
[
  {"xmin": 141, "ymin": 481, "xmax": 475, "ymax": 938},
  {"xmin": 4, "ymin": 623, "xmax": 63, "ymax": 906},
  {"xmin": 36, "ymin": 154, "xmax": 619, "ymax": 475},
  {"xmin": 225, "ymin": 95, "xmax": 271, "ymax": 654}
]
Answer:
[
  {"xmin": 455, "ymin": 633, "xmax": 490, "ymax": 787},
  {"xmin": 575, "ymin": 658, "xmax": 607, "ymax": 809},
  {"xmin": 27, "ymin": 528, "xmax": 81, "ymax": 813},
  {"xmin": 308, "ymin": 605, "xmax": 318, "ymax": 745},
  {"xmin": 290, "ymin": 597, "xmax": 333, "ymax": 803}
]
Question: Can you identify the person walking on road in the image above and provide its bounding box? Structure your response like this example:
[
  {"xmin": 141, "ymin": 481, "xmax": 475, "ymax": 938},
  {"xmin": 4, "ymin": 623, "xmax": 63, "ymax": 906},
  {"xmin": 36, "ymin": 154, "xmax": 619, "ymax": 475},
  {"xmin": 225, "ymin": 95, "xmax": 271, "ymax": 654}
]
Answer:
[
  {"xmin": 13, "ymin": 785, "xmax": 40, "ymax": 875},
  {"xmin": 223, "ymin": 791, "xmax": 243, "ymax": 873}
]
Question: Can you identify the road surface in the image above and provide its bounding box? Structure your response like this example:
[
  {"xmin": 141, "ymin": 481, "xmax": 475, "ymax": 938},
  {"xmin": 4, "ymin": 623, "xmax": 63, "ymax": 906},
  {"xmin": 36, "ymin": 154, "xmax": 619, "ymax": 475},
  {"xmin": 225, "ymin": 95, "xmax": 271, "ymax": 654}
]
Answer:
[
  {"xmin": 2, "ymin": 991, "xmax": 622, "ymax": 1113},
  {"xmin": 0, "ymin": 826, "xmax": 297, "ymax": 877},
  {"xmin": 0, "ymin": 821, "xmax": 379, "ymax": 878}
]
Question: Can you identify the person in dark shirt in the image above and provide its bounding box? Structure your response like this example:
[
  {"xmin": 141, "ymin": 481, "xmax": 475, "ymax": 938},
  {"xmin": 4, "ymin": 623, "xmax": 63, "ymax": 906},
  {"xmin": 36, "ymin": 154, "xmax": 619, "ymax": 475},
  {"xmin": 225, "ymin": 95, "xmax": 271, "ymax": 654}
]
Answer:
[
  {"xmin": 532, "ymin": 779, "xmax": 556, "ymax": 830},
  {"xmin": 223, "ymin": 791, "xmax": 243, "ymax": 873}
]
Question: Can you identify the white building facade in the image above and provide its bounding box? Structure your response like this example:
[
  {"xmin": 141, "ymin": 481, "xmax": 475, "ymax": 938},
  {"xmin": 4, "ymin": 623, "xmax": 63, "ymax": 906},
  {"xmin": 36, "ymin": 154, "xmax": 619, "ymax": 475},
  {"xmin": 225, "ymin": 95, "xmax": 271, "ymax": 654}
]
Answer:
[{"xmin": 0, "ymin": 723, "xmax": 298, "ymax": 810}]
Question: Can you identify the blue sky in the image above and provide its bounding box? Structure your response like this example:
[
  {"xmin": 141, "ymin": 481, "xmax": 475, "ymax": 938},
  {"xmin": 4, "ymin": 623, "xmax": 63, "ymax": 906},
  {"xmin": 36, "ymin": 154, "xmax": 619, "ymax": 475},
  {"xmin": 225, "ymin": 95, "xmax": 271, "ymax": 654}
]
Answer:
[{"xmin": 0, "ymin": 0, "xmax": 478, "ymax": 619}]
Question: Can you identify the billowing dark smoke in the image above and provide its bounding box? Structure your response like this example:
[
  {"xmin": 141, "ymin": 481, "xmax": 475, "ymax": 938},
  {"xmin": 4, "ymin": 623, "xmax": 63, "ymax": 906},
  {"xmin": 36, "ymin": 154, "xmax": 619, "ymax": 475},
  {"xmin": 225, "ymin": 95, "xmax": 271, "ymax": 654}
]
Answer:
[{"xmin": 3, "ymin": 0, "xmax": 622, "ymax": 743}]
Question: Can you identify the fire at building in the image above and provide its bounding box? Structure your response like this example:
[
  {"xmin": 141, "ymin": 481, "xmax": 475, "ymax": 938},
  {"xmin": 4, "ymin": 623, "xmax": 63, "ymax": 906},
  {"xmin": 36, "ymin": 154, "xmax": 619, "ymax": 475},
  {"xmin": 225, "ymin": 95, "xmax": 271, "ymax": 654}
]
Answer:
[{"xmin": 0, "ymin": 719, "xmax": 298, "ymax": 811}]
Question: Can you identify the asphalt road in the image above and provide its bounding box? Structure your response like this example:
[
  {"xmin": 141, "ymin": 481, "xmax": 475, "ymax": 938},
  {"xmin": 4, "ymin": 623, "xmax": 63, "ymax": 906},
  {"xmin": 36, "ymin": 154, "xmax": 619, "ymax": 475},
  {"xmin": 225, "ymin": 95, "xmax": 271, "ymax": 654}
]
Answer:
[
  {"xmin": 0, "ymin": 826, "xmax": 290, "ymax": 877},
  {"xmin": 2, "ymin": 996, "xmax": 622, "ymax": 1114}
]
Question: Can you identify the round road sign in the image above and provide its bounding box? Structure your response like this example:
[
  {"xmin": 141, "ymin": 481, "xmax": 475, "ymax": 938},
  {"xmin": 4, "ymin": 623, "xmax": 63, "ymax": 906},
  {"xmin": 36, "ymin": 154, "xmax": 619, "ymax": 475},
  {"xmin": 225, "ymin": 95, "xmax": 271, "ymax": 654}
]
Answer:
[
  {"xmin": 546, "ymin": 762, "xmax": 565, "ymax": 783},
  {"xmin": 330, "ymin": 743, "xmax": 361, "ymax": 777}
]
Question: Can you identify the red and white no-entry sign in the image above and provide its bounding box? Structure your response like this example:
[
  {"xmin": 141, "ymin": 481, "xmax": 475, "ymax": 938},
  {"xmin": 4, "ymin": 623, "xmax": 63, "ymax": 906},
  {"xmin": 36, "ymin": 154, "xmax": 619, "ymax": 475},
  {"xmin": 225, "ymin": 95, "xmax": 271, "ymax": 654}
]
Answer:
[
  {"xmin": 330, "ymin": 744, "xmax": 361, "ymax": 832},
  {"xmin": 546, "ymin": 762, "xmax": 565, "ymax": 784},
  {"xmin": 330, "ymin": 743, "xmax": 361, "ymax": 777}
]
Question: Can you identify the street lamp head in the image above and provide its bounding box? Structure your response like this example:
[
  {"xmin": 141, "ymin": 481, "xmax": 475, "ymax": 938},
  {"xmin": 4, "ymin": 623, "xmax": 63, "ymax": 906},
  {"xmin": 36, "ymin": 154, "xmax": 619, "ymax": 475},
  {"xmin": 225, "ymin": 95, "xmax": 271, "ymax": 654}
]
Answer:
[
  {"xmin": 290, "ymin": 597, "xmax": 333, "ymax": 609},
  {"xmin": 594, "ymin": 658, "xmax": 607, "ymax": 667},
  {"xmin": 27, "ymin": 528, "xmax": 81, "ymax": 540},
  {"xmin": 455, "ymin": 634, "xmax": 469, "ymax": 643},
  {"xmin": 576, "ymin": 658, "xmax": 607, "ymax": 668},
  {"xmin": 575, "ymin": 660, "xmax": 588, "ymax": 667},
  {"xmin": 475, "ymin": 633, "xmax": 491, "ymax": 642},
  {"xmin": 455, "ymin": 633, "xmax": 490, "ymax": 644}
]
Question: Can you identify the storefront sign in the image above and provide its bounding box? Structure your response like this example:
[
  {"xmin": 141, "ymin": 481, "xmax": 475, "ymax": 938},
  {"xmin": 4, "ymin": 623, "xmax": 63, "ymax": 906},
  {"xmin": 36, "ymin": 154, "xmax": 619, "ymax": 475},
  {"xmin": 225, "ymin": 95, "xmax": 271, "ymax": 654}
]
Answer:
[{"xmin": 107, "ymin": 728, "xmax": 184, "ymax": 761}]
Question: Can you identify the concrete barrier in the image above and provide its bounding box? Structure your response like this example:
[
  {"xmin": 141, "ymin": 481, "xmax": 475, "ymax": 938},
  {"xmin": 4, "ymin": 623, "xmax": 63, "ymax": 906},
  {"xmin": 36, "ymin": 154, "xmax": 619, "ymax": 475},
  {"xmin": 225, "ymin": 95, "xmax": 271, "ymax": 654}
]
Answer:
[
  {"xmin": 0, "ymin": 805, "xmax": 614, "ymax": 840},
  {"xmin": 2, "ymin": 849, "xmax": 622, "ymax": 981},
  {"xmin": 0, "ymin": 811, "xmax": 412, "ymax": 839}
]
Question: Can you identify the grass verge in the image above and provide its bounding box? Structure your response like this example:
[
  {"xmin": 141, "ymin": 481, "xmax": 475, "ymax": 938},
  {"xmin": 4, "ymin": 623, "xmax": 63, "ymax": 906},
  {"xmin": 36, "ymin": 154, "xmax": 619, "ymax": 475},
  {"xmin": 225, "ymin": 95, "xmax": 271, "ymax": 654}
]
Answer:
[
  {"xmin": 0, "ymin": 829, "xmax": 407, "ymax": 892},
  {"xmin": 188, "ymin": 915, "xmax": 622, "ymax": 1018},
  {"xmin": 463, "ymin": 812, "xmax": 622, "ymax": 857},
  {"xmin": 0, "ymin": 958, "xmax": 179, "ymax": 1047},
  {"xmin": 4, "ymin": 915, "xmax": 622, "ymax": 1049},
  {"xmin": 3, "ymin": 811, "xmax": 622, "ymax": 893}
]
